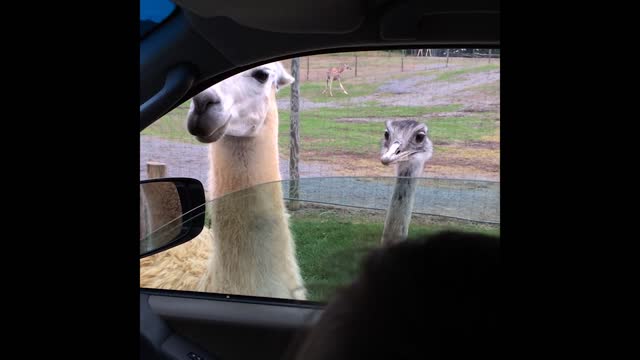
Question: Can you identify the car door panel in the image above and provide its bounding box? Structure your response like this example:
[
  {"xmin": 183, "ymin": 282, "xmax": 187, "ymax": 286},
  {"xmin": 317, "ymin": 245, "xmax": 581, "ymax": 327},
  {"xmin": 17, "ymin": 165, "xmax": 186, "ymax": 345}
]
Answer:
[{"xmin": 142, "ymin": 289, "xmax": 322, "ymax": 360}]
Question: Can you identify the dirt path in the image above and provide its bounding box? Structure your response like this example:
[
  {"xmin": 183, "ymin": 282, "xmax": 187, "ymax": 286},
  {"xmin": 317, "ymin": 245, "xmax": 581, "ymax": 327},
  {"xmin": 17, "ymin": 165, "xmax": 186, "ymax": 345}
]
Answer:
[
  {"xmin": 277, "ymin": 67, "xmax": 499, "ymax": 110},
  {"xmin": 365, "ymin": 70, "xmax": 500, "ymax": 108}
]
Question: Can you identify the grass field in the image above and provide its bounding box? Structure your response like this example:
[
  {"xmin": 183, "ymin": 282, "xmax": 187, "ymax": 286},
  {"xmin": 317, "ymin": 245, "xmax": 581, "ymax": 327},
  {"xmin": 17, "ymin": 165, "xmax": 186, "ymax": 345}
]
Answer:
[
  {"xmin": 143, "ymin": 102, "xmax": 499, "ymax": 160},
  {"xmin": 433, "ymin": 64, "xmax": 500, "ymax": 82},
  {"xmin": 289, "ymin": 205, "xmax": 500, "ymax": 301},
  {"xmin": 277, "ymin": 104, "xmax": 496, "ymax": 155}
]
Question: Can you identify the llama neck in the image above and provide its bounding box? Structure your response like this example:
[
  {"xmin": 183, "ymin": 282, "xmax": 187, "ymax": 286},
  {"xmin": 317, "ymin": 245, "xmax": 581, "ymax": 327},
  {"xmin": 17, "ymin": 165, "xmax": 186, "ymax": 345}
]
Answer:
[
  {"xmin": 209, "ymin": 97, "xmax": 281, "ymax": 198},
  {"xmin": 204, "ymin": 93, "xmax": 305, "ymax": 299},
  {"xmin": 380, "ymin": 162, "xmax": 423, "ymax": 246}
]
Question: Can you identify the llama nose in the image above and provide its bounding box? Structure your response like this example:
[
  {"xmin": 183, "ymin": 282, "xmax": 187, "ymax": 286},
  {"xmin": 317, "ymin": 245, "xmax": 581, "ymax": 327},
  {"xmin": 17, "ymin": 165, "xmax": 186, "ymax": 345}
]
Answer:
[
  {"xmin": 188, "ymin": 105, "xmax": 221, "ymax": 139},
  {"xmin": 187, "ymin": 114, "xmax": 216, "ymax": 137},
  {"xmin": 192, "ymin": 92, "xmax": 221, "ymax": 115}
]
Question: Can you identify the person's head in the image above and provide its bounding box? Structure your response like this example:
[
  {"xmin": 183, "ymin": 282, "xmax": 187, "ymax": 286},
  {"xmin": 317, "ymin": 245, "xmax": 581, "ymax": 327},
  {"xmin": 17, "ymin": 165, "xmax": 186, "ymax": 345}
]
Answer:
[{"xmin": 289, "ymin": 230, "xmax": 500, "ymax": 360}]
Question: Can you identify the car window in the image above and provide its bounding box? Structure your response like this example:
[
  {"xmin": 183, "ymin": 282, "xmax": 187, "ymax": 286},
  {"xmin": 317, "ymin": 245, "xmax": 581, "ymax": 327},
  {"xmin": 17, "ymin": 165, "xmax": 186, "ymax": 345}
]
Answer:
[
  {"xmin": 140, "ymin": 49, "xmax": 500, "ymax": 303},
  {"xmin": 140, "ymin": 0, "xmax": 176, "ymax": 38}
]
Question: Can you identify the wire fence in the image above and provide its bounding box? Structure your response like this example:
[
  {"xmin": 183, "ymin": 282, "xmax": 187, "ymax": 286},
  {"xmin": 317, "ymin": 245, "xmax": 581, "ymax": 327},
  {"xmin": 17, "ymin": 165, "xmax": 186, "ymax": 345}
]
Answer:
[
  {"xmin": 277, "ymin": 50, "xmax": 500, "ymax": 84},
  {"xmin": 141, "ymin": 49, "xmax": 500, "ymax": 203}
]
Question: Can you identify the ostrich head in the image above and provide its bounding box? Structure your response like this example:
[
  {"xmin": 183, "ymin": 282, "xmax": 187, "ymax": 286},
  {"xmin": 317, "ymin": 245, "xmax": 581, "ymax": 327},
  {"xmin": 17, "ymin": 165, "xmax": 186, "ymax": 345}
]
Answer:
[
  {"xmin": 186, "ymin": 62, "xmax": 294, "ymax": 143},
  {"xmin": 380, "ymin": 119, "xmax": 433, "ymax": 177},
  {"xmin": 342, "ymin": 63, "xmax": 352, "ymax": 70}
]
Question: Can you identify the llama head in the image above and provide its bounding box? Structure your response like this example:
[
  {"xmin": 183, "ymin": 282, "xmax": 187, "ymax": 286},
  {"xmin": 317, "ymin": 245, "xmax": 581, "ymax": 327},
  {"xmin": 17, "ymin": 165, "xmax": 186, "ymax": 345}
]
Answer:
[
  {"xmin": 381, "ymin": 119, "xmax": 433, "ymax": 172},
  {"xmin": 186, "ymin": 61, "xmax": 294, "ymax": 143}
]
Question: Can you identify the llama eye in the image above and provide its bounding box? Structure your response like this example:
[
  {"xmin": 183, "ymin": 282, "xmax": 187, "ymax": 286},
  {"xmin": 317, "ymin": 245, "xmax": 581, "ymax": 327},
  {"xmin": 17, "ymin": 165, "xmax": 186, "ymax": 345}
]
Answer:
[
  {"xmin": 252, "ymin": 70, "xmax": 269, "ymax": 84},
  {"xmin": 415, "ymin": 133, "xmax": 425, "ymax": 143},
  {"xmin": 384, "ymin": 130, "xmax": 389, "ymax": 140}
]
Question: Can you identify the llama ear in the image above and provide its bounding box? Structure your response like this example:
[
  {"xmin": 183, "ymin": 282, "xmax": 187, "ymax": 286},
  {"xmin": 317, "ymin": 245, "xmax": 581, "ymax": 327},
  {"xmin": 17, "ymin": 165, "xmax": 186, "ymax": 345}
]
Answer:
[{"xmin": 277, "ymin": 70, "xmax": 295, "ymax": 90}]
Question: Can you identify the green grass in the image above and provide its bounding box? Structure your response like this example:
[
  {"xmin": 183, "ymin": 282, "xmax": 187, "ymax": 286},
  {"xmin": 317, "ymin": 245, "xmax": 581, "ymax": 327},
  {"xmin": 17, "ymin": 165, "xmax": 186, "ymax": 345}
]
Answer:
[
  {"xmin": 469, "ymin": 80, "xmax": 500, "ymax": 96},
  {"xmin": 142, "ymin": 103, "xmax": 495, "ymax": 157},
  {"xmin": 386, "ymin": 68, "xmax": 441, "ymax": 81},
  {"xmin": 434, "ymin": 64, "xmax": 500, "ymax": 82},
  {"xmin": 278, "ymin": 104, "xmax": 468, "ymax": 154},
  {"xmin": 291, "ymin": 212, "xmax": 500, "ymax": 301},
  {"xmin": 428, "ymin": 116, "xmax": 498, "ymax": 142},
  {"xmin": 141, "ymin": 106, "xmax": 201, "ymax": 144},
  {"xmin": 203, "ymin": 202, "xmax": 500, "ymax": 302}
]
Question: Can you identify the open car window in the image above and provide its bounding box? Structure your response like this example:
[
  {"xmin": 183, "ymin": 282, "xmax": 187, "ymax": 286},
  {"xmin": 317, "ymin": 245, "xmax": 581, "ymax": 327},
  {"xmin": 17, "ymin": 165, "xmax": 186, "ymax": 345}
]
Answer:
[{"xmin": 140, "ymin": 49, "xmax": 500, "ymax": 303}]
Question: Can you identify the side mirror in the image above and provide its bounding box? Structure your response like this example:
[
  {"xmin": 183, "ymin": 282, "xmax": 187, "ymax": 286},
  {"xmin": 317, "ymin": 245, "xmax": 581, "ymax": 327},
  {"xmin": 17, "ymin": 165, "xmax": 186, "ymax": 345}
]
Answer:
[{"xmin": 140, "ymin": 177, "xmax": 205, "ymax": 258}]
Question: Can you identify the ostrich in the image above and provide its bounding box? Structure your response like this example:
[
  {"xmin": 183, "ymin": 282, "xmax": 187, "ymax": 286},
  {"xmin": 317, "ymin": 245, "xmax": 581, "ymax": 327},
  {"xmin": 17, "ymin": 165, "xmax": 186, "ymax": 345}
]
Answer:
[
  {"xmin": 379, "ymin": 119, "xmax": 433, "ymax": 246},
  {"xmin": 140, "ymin": 62, "xmax": 307, "ymax": 300}
]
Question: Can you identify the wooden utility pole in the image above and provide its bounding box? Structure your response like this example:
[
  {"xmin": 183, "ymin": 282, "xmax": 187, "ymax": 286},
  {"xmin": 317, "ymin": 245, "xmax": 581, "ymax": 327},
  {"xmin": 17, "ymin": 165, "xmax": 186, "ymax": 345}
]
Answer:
[
  {"xmin": 446, "ymin": 49, "xmax": 450, "ymax": 68},
  {"xmin": 355, "ymin": 54, "xmax": 358, "ymax": 77},
  {"xmin": 288, "ymin": 58, "xmax": 301, "ymax": 210}
]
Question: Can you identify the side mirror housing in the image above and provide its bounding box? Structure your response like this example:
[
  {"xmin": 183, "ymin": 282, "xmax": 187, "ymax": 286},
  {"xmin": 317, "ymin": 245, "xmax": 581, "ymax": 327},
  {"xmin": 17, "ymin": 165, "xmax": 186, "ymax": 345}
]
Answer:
[{"xmin": 140, "ymin": 177, "xmax": 205, "ymax": 258}]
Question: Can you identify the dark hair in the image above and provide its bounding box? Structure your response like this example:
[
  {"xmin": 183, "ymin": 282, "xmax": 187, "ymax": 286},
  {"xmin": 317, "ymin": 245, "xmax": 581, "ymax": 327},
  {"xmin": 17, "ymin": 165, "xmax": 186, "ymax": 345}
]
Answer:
[{"xmin": 287, "ymin": 230, "xmax": 500, "ymax": 360}]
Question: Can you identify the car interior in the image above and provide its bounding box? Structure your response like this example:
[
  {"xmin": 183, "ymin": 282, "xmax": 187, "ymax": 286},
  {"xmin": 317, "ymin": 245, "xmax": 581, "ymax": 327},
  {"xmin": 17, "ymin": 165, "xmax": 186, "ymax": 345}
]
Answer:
[{"xmin": 140, "ymin": 1, "xmax": 499, "ymax": 359}]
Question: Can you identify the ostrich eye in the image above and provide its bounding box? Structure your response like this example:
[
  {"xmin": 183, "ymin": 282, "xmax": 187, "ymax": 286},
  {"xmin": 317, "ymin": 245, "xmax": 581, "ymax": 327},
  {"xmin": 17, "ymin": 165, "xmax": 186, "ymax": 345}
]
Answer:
[
  {"xmin": 415, "ymin": 133, "xmax": 425, "ymax": 143},
  {"xmin": 252, "ymin": 70, "xmax": 269, "ymax": 84},
  {"xmin": 384, "ymin": 130, "xmax": 389, "ymax": 140}
]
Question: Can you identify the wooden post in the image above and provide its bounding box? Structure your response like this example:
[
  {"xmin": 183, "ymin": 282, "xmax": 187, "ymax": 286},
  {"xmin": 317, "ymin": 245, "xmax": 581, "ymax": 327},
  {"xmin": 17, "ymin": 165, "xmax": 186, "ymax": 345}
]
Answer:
[
  {"xmin": 140, "ymin": 192, "xmax": 148, "ymax": 240},
  {"xmin": 355, "ymin": 54, "xmax": 358, "ymax": 77},
  {"xmin": 446, "ymin": 49, "xmax": 450, "ymax": 68},
  {"xmin": 488, "ymin": 49, "xmax": 492, "ymax": 64},
  {"xmin": 401, "ymin": 50, "xmax": 404, "ymax": 72},
  {"xmin": 288, "ymin": 58, "xmax": 301, "ymax": 210},
  {"xmin": 306, "ymin": 56, "xmax": 310, "ymax": 81},
  {"xmin": 147, "ymin": 161, "xmax": 166, "ymax": 179}
]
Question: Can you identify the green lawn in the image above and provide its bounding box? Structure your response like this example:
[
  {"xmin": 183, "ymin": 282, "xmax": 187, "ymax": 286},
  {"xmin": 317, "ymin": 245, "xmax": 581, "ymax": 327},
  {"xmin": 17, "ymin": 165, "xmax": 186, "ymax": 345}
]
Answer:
[
  {"xmin": 277, "ymin": 104, "xmax": 500, "ymax": 155},
  {"xmin": 290, "ymin": 209, "xmax": 500, "ymax": 302},
  {"xmin": 428, "ymin": 116, "xmax": 498, "ymax": 142},
  {"xmin": 434, "ymin": 64, "xmax": 500, "ymax": 82},
  {"xmin": 141, "ymin": 106, "xmax": 200, "ymax": 144},
  {"xmin": 202, "ymin": 203, "xmax": 500, "ymax": 302},
  {"xmin": 142, "ymin": 102, "xmax": 498, "ymax": 158},
  {"xmin": 468, "ymin": 80, "xmax": 500, "ymax": 96}
]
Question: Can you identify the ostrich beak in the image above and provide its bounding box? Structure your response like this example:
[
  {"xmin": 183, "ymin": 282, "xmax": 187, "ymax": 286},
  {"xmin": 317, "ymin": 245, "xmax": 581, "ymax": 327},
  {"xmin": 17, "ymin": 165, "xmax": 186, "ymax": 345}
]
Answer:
[{"xmin": 381, "ymin": 143, "xmax": 401, "ymax": 165}]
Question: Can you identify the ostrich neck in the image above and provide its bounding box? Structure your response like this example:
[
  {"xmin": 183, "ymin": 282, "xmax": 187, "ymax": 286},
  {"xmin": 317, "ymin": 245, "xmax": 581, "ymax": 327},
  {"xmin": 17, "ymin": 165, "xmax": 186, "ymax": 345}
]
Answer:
[{"xmin": 381, "ymin": 162, "xmax": 423, "ymax": 245}]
